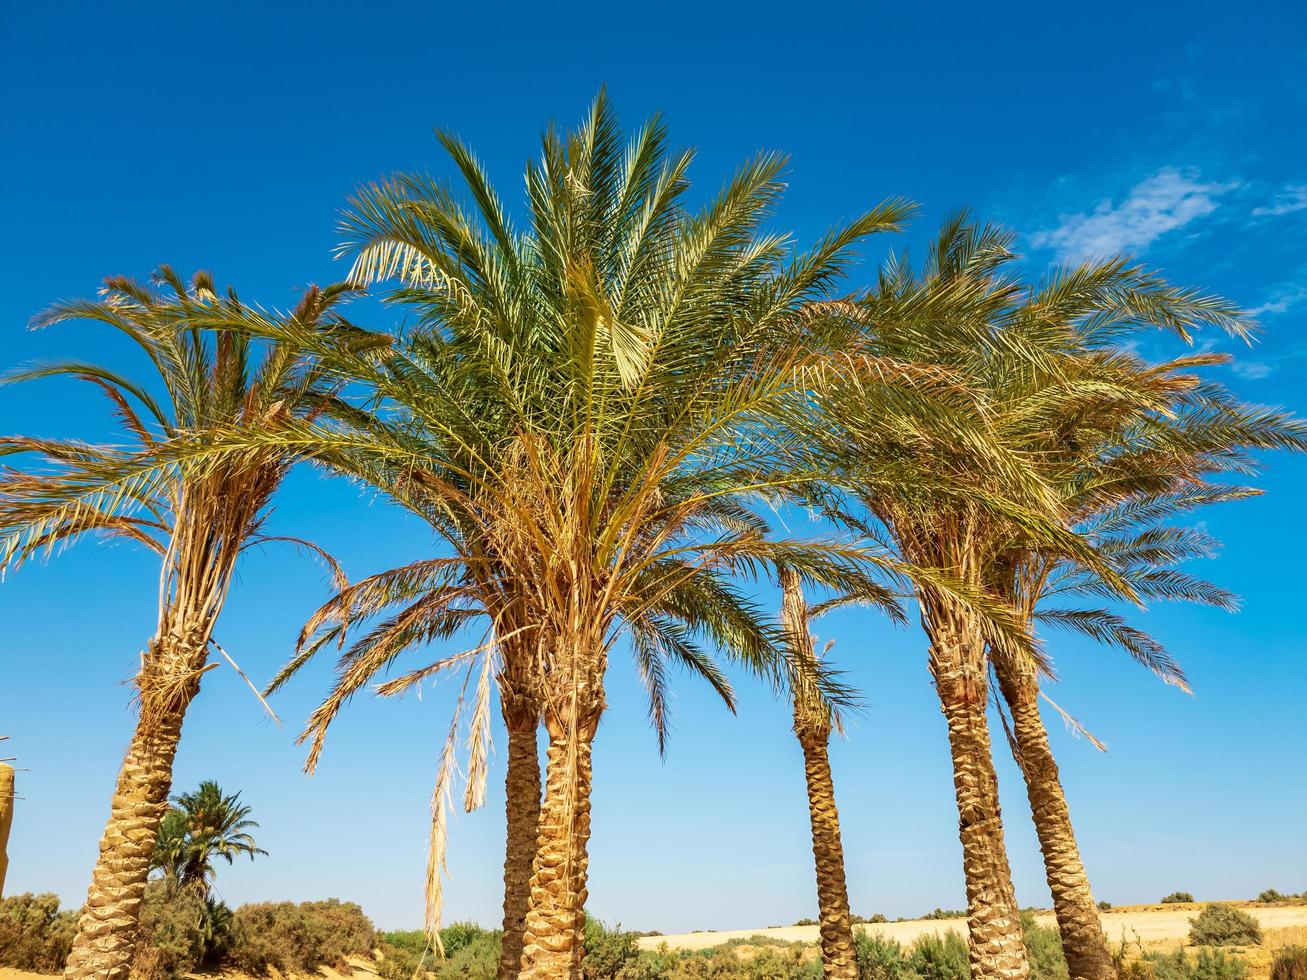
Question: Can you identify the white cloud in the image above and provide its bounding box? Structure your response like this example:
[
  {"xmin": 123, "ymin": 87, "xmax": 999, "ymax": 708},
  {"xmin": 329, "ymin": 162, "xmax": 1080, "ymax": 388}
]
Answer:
[
  {"xmin": 1031, "ymin": 168, "xmax": 1237, "ymax": 261},
  {"xmin": 1252, "ymin": 184, "xmax": 1307, "ymax": 217},
  {"xmin": 1231, "ymin": 360, "xmax": 1272, "ymax": 380},
  {"xmin": 1246, "ymin": 282, "xmax": 1307, "ymax": 317}
]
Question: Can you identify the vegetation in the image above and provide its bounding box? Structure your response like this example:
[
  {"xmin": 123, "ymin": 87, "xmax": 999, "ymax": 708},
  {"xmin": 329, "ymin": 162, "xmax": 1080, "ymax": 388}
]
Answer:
[
  {"xmin": 228, "ymin": 899, "xmax": 376, "ymax": 974},
  {"xmin": 1271, "ymin": 947, "xmax": 1307, "ymax": 980},
  {"xmin": 0, "ymin": 893, "xmax": 77, "ymax": 972},
  {"xmin": 151, "ymin": 781, "xmax": 265, "ymax": 895},
  {"xmin": 2, "ymin": 96, "xmax": 1302, "ymax": 980},
  {"xmin": 1187, "ymin": 905, "xmax": 1263, "ymax": 947},
  {"xmin": 1164, "ymin": 894, "xmax": 1197, "ymax": 905}
]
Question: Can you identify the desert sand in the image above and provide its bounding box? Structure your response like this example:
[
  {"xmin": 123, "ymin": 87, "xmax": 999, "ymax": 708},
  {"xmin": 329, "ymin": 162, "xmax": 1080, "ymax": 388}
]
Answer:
[{"xmin": 636, "ymin": 902, "xmax": 1307, "ymax": 952}]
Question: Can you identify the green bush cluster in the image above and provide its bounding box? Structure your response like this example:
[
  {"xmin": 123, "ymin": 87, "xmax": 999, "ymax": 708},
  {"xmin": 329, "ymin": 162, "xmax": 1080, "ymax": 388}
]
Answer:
[
  {"xmin": 131, "ymin": 882, "xmax": 234, "ymax": 980},
  {"xmin": 1271, "ymin": 947, "xmax": 1307, "ymax": 980},
  {"xmin": 229, "ymin": 898, "xmax": 376, "ymax": 974},
  {"xmin": 1123, "ymin": 949, "xmax": 1247, "ymax": 980},
  {"xmin": 0, "ymin": 893, "xmax": 78, "ymax": 972},
  {"xmin": 378, "ymin": 923, "xmax": 500, "ymax": 980},
  {"xmin": 1187, "ymin": 905, "xmax": 1262, "ymax": 947},
  {"xmin": 1163, "ymin": 893, "xmax": 1196, "ymax": 904}
]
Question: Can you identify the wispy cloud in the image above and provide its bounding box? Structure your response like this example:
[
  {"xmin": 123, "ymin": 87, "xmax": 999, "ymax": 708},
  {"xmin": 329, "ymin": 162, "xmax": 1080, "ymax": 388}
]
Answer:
[
  {"xmin": 1031, "ymin": 168, "xmax": 1237, "ymax": 261},
  {"xmin": 1231, "ymin": 360, "xmax": 1272, "ymax": 380},
  {"xmin": 1252, "ymin": 184, "xmax": 1307, "ymax": 217},
  {"xmin": 1247, "ymin": 281, "xmax": 1307, "ymax": 317}
]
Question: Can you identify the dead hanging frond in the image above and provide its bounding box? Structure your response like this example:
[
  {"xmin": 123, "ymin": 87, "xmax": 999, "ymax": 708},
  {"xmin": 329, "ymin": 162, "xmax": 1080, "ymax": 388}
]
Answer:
[{"xmin": 1039, "ymin": 690, "xmax": 1107, "ymax": 752}]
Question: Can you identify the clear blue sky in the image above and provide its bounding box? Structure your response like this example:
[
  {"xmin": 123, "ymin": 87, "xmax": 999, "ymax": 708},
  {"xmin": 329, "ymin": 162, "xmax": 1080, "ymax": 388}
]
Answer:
[{"xmin": 1, "ymin": 0, "xmax": 1304, "ymax": 933}]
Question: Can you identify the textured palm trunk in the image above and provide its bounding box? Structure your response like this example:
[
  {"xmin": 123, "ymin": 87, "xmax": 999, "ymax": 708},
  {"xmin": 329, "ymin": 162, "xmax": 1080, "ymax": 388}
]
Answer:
[
  {"xmin": 928, "ymin": 606, "xmax": 1030, "ymax": 980},
  {"xmin": 995, "ymin": 660, "xmax": 1115, "ymax": 980},
  {"xmin": 499, "ymin": 700, "xmax": 543, "ymax": 980},
  {"xmin": 798, "ymin": 733, "xmax": 859, "ymax": 979},
  {"xmin": 518, "ymin": 708, "xmax": 597, "ymax": 980},
  {"xmin": 0, "ymin": 762, "xmax": 14, "ymax": 897},
  {"xmin": 63, "ymin": 670, "xmax": 196, "ymax": 980},
  {"xmin": 780, "ymin": 569, "xmax": 857, "ymax": 979}
]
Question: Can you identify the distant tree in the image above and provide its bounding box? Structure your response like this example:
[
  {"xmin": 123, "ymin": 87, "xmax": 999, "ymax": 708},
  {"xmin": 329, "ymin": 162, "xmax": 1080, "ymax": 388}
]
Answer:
[
  {"xmin": 1162, "ymin": 893, "xmax": 1195, "ymax": 904},
  {"xmin": 151, "ymin": 781, "xmax": 265, "ymax": 894}
]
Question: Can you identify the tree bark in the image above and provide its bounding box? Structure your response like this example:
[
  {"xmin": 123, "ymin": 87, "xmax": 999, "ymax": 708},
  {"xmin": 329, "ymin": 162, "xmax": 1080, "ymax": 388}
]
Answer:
[
  {"xmin": 0, "ymin": 763, "xmax": 14, "ymax": 897},
  {"xmin": 995, "ymin": 660, "xmax": 1115, "ymax": 980},
  {"xmin": 780, "ymin": 568, "xmax": 858, "ymax": 979},
  {"xmin": 63, "ymin": 696, "xmax": 191, "ymax": 980},
  {"xmin": 518, "ymin": 710, "xmax": 597, "ymax": 980},
  {"xmin": 928, "ymin": 607, "xmax": 1030, "ymax": 980},
  {"xmin": 799, "ymin": 733, "xmax": 859, "ymax": 979},
  {"xmin": 499, "ymin": 700, "xmax": 542, "ymax": 980}
]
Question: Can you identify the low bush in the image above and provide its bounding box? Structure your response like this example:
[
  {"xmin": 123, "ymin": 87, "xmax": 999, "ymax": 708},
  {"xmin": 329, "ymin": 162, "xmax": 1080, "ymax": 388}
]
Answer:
[
  {"xmin": 229, "ymin": 898, "xmax": 376, "ymax": 974},
  {"xmin": 1022, "ymin": 912, "xmax": 1068, "ymax": 980},
  {"xmin": 1272, "ymin": 947, "xmax": 1307, "ymax": 980},
  {"xmin": 1163, "ymin": 893, "xmax": 1196, "ymax": 904},
  {"xmin": 1099, "ymin": 901, "xmax": 1113, "ymax": 911},
  {"xmin": 907, "ymin": 932, "xmax": 968, "ymax": 980},
  {"xmin": 792, "ymin": 917, "xmax": 818, "ymax": 927},
  {"xmin": 1258, "ymin": 890, "xmax": 1288, "ymax": 904},
  {"xmin": 0, "ymin": 893, "xmax": 78, "ymax": 972},
  {"xmin": 921, "ymin": 908, "xmax": 967, "ymax": 920},
  {"xmin": 132, "ymin": 882, "xmax": 235, "ymax": 980},
  {"xmin": 1187, "ymin": 905, "xmax": 1262, "ymax": 947},
  {"xmin": 584, "ymin": 917, "xmax": 641, "ymax": 979},
  {"xmin": 854, "ymin": 933, "xmax": 916, "ymax": 980}
]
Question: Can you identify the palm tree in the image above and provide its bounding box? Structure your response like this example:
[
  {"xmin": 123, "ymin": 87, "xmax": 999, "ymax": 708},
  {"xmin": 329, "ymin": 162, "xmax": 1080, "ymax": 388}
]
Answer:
[
  {"xmin": 778, "ymin": 567, "xmax": 900, "ymax": 980},
  {"xmin": 197, "ymin": 95, "xmax": 922, "ymax": 979},
  {"xmin": 802, "ymin": 215, "xmax": 1265, "ymax": 980},
  {"xmin": 980, "ymin": 338, "xmax": 1305, "ymax": 980},
  {"xmin": 0, "ymin": 270, "xmax": 375, "ymax": 980},
  {"xmin": 152, "ymin": 781, "xmax": 266, "ymax": 895}
]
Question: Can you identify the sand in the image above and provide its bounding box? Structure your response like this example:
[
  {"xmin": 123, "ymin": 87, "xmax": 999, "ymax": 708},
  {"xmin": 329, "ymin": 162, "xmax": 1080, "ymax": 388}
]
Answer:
[{"xmin": 635, "ymin": 902, "xmax": 1307, "ymax": 952}]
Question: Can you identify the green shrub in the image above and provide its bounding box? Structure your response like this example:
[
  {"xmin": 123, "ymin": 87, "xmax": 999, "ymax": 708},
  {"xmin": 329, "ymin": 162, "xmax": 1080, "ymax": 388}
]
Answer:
[
  {"xmin": 908, "ymin": 932, "xmax": 968, "ymax": 980},
  {"xmin": 792, "ymin": 917, "xmax": 818, "ymax": 927},
  {"xmin": 921, "ymin": 908, "xmax": 967, "ymax": 920},
  {"xmin": 1098, "ymin": 901, "xmax": 1113, "ymax": 911},
  {"xmin": 853, "ymin": 913, "xmax": 889, "ymax": 925},
  {"xmin": 854, "ymin": 933, "xmax": 917, "ymax": 980},
  {"xmin": 0, "ymin": 892, "xmax": 78, "ymax": 973},
  {"xmin": 583, "ymin": 917, "xmax": 641, "ymax": 979},
  {"xmin": 1136, "ymin": 950, "xmax": 1246, "ymax": 980},
  {"xmin": 1163, "ymin": 893, "xmax": 1196, "ymax": 905},
  {"xmin": 229, "ymin": 899, "xmax": 375, "ymax": 974},
  {"xmin": 131, "ymin": 883, "xmax": 236, "ymax": 980},
  {"xmin": 1188, "ymin": 905, "xmax": 1262, "ymax": 947},
  {"xmin": 382, "ymin": 929, "xmax": 432, "ymax": 957},
  {"xmin": 1021, "ymin": 912, "xmax": 1068, "ymax": 980},
  {"xmin": 1258, "ymin": 890, "xmax": 1288, "ymax": 904},
  {"xmin": 1272, "ymin": 947, "xmax": 1307, "ymax": 980}
]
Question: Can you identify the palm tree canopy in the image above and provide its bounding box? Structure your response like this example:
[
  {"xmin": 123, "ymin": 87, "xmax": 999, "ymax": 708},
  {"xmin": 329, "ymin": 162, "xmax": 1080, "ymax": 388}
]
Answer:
[{"xmin": 151, "ymin": 780, "xmax": 265, "ymax": 893}]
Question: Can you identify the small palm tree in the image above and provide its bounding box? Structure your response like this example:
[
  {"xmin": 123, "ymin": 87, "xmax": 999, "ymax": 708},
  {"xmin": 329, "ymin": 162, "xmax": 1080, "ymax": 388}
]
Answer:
[
  {"xmin": 152, "ymin": 781, "xmax": 266, "ymax": 895},
  {"xmin": 0, "ymin": 270, "xmax": 376, "ymax": 980}
]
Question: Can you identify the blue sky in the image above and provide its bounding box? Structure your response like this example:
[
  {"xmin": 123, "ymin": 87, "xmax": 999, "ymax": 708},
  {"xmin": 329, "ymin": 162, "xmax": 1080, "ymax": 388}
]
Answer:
[{"xmin": 1, "ymin": 0, "xmax": 1304, "ymax": 933}]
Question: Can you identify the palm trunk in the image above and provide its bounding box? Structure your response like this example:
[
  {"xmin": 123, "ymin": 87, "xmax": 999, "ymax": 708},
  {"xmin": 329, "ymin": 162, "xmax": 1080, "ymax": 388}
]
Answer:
[
  {"xmin": 798, "ymin": 733, "xmax": 859, "ymax": 979},
  {"xmin": 0, "ymin": 762, "xmax": 14, "ymax": 897},
  {"xmin": 928, "ymin": 607, "xmax": 1030, "ymax": 980},
  {"xmin": 780, "ymin": 568, "xmax": 857, "ymax": 979},
  {"xmin": 518, "ymin": 706, "xmax": 599, "ymax": 980},
  {"xmin": 995, "ymin": 660, "xmax": 1115, "ymax": 980},
  {"xmin": 63, "ymin": 688, "xmax": 193, "ymax": 980},
  {"xmin": 499, "ymin": 699, "xmax": 542, "ymax": 980}
]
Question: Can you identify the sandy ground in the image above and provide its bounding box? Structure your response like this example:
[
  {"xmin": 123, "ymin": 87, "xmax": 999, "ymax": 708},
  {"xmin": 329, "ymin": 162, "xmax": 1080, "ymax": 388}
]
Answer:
[{"xmin": 636, "ymin": 902, "xmax": 1307, "ymax": 952}]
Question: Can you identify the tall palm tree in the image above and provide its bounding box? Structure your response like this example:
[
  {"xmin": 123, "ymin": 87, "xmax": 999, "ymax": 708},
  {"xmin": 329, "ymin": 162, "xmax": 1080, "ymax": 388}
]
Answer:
[
  {"xmin": 185, "ymin": 96, "xmax": 926, "ymax": 978},
  {"xmin": 0, "ymin": 270, "xmax": 375, "ymax": 980},
  {"xmin": 152, "ymin": 781, "xmax": 266, "ymax": 895},
  {"xmin": 980, "ymin": 338, "xmax": 1305, "ymax": 980},
  {"xmin": 802, "ymin": 216, "xmax": 1263, "ymax": 980},
  {"xmin": 778, "ymin": 567, "xmax": 902, "ymax": 980}
]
